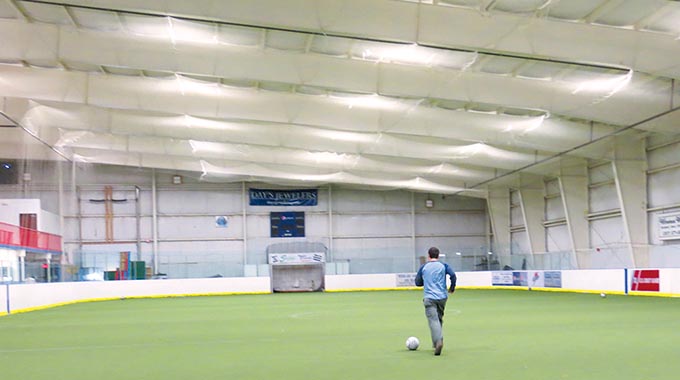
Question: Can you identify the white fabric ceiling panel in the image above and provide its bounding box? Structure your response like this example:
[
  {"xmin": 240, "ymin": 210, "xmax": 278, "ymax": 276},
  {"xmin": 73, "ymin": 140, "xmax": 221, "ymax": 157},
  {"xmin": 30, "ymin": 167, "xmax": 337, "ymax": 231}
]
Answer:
[
  {"xmin": 0, "ymin": 1, "xmax": 16, "ymax": 18},
  {"xmin": 54, "ymin": 0, "xmax": 419, "ymax": 41},
  {"xmin": 54, "ymin": 24, "xmax": 381, "ymax": 93},
  {"xmin": 15, "ymin": 101, "xmax": 499, "ymax": 181},
  {"xmin": 593, "ymin": 0, "xmax": 668, "ymax": 27},
  {"xmin": 0, "ymin": 67, "xmax": 617, "ymax": 153},
  {"xmin": 0, "ymin": 20, "xmax": 59, "ymax": 61},
  {"xmin": 46, "ymin": 1, "xmax": 680, "ymax": 78},
  {"xmin": 69, "ymin": 7, "xmax": 121, "ymax": 31},
  {"xmin": 2, "ymin": 0, "xmax": 679, "ymax": 195},
  {"xmin": 0, "ymin": 65, "xmax": 87, "ymax": 102},
  {"xmin": 3, "ymin": 18, "xmax": 669, "ymax": 126},
  {"xmin": 20, "ymin": 102, "xmax": 537, "ymax": 178},
  {"xmin": 19, "ymin": 1, "xmax": 72, "ymax": 24},
  {"xmin": 419, "ymin": 6, "xmax": 680, "ymax": 79}
]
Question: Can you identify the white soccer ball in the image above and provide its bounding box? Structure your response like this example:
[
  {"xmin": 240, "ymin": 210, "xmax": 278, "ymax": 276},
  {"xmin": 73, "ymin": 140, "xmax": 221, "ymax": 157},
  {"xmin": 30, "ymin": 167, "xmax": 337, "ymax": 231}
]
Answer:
[
  {"xmin": 406, "ymin": 336, "xmax": 420, "ymax": 351},
  {"xmin": 600, "ymin": 292, "xmax": 606, "ymax": 298}
]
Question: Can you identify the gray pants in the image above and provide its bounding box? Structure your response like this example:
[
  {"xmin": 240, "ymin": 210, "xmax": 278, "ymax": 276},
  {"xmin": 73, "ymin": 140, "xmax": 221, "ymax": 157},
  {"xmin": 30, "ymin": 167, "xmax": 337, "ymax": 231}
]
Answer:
[{"xmin": 423, "ymin": 298, "xmax": 447, "ymax": 347}]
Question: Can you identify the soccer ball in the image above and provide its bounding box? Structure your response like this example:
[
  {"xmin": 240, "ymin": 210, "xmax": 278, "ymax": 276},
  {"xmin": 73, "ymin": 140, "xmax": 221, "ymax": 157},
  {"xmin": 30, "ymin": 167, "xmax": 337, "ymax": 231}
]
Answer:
[
  {"xmin": 406, "ymin": 336, "xmax": 419, "ymax": 351},
  {"xmin": 600, "ymin": 292, "xmax": 606, "ymax": 298}
]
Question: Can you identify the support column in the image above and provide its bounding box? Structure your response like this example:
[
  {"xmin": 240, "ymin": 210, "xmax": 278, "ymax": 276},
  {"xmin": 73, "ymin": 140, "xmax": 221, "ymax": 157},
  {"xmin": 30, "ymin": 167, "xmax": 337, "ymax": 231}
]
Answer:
[
  {"xmin": 411, "ymin": 192, "xmax": 416, "ymax": 271},
  {"xmin": 487, "ymin": 186, "xmax": 511, "ymax": 255},
  {"xmin": 558, "ymin": 158, "xmax": 589, "ymax": 268},
  {"xmin": 518, "ymin": 173, "xmax": 546, "ymax": 255},
  {"xmin": 328, "ymin": 185, "xmax": 333, "ymax": 263},
  {"xmin": 612, "ymin": 135, "xmax": 648, "ymax": 268},
  {"xmin": 242, "ymin": 182, "xmax": 248, "ymax": 269},
  {"xmin": 151, "ymin": 169, "xmax": 159, "ymax": 274}
]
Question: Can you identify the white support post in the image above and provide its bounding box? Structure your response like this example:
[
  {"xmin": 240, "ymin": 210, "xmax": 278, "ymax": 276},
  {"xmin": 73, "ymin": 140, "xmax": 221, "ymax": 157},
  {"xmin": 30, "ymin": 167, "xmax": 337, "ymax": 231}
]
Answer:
[
  {"xmin": 518, "ymin": 173, "xmax": 546, "ymax": 255},
  {"xmin": 57, "ymin": 161, "xmax": 65, "ymax": 260},
  {"xmin": 151, "ymin": 169, "xmax": 159, "ymax": 274},
  {"xmin": 558, "ymin": 158, "xmax": 589, "ymax": 269},
  {"xmin": 411, "ymin": 191, "xmax": 416, "ymax": 272},
  {"xmin": 612, "ymin": 135, "xmax": 648, "ymax": 268},
  {"xmin": 486, "ymin": 186, "xmax": 511, "ymax": 255},
  {"xmin": 242, "ymin": 182, "xmax": 248, "ymax": 270},
  {"xmin": 327, "ymin": 185, "xmax": 333, "ymax": 263}
]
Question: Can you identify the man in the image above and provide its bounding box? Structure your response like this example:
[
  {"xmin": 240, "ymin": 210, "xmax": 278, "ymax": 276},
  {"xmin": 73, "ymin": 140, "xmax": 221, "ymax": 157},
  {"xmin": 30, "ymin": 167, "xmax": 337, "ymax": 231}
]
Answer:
[{"xmin": 415, "ymin": 246, "xmax": 457, "ymax": 356}]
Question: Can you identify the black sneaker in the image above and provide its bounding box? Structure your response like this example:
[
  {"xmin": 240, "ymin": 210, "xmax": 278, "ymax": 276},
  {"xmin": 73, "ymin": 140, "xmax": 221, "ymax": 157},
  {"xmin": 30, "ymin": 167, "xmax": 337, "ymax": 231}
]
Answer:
[{"xmin": 434, "ymin": 339, "xmax": 443, "ymax": 356}]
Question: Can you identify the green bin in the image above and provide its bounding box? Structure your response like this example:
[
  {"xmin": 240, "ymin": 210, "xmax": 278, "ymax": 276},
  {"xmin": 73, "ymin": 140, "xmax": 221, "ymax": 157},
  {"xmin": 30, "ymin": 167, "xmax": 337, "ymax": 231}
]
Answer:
[{"xmin": 131, "ymin": 261, "xmax": 146, "ymax": 280}]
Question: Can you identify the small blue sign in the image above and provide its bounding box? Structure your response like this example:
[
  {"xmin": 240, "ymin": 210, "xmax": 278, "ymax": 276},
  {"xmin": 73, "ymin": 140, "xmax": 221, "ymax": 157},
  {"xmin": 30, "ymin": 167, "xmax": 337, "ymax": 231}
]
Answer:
[{"xmin": 215, "ymin": 216, "xmax": 228, "ymax": 228}]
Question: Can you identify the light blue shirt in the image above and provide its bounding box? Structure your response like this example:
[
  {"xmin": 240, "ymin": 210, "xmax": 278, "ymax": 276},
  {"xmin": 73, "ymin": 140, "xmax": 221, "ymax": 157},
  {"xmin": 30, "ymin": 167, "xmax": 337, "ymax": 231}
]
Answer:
[{"xmin": 415, "ymin": 260, "xmax": 456, "ymax": 300}]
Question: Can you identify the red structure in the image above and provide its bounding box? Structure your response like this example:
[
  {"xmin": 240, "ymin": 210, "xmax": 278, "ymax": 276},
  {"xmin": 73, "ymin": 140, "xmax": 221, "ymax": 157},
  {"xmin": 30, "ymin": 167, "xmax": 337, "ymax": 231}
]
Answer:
[{"xmin": 0, "ymin": 221, "xmax": 62, "ymax": 253}]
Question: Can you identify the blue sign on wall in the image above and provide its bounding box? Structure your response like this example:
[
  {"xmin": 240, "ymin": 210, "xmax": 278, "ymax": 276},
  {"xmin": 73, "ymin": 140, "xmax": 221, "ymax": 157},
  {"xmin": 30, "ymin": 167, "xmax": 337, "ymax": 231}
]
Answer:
[
  {"xmin": 270, "ymin": 212, "xmax": 305, "ymax": 238},
  {"xmin": 249, "ymin": 189, "xmax": 318, "ymax": 206},
  {"xmin": 544, "ymin": 271, "xmax": 562, "ymax": 288}
]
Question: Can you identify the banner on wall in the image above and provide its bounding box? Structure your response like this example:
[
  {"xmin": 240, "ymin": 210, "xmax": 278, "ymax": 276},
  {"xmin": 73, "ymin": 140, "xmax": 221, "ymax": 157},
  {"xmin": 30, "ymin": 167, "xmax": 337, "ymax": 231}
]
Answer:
[
  {"xmin": 544, "ymin": 271, "xmax": 562, "ymax": 288},
  {"xmin": 492, "ymin": 271, "xmax": 514, "ymax": 286},
  {"xmin": 396, "ymin": 273, "xmax": 417, "ymax": 287},
  {"xmin": 249, "ymin": 189, "xmax": 318, "ymax": 206},
  {"xmin": 269, "ymin": 253, "xmax": 325, "ymax": 265},
  {"xmin": 631, "ymin": 269, "xmax": 660, "ymax": 292},
  {"xmin": 512, "ymin": 272, "xmax": 528, "ymax": 286},
  {"xmin": 658, "ymin": 212, "xmax": 680, "ymax": 240},
  {"xmin": 529, "ymin": 271, "xmax": 545, "ymax": 288},
  {"xmin": 493, "ymin": 271, "xmax": 562, "ymax": 288}
]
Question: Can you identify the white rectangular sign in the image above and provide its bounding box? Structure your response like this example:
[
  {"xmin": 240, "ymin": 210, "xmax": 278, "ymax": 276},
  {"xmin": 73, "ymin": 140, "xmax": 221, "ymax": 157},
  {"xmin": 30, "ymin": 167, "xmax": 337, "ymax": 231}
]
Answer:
[
  {"xmin": 658, "ymin": 212, "xmax": 680, "ymax": 240},
  {"xmin": 396, "ymin": 273, "xmax": 416, "ymax": 287},
  {"xmin": 269, "ymin": 252, "xmax": 325, "ymax": 265}
]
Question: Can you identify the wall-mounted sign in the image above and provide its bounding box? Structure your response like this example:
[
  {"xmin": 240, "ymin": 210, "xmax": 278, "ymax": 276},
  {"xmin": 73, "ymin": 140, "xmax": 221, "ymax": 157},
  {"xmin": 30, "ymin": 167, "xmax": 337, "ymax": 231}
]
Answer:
[
  {"xmin": 215, "ymin": 216, "xmax": 228, "ymax": 228},
  {"xmin": 270, "ymin": 212, "xmax": 305, "ymax": 238},
  {"xmin": 249, "ymin": 189, "xmax": 318, "ymax": 206},
  {"xmin": 269, "ymin": 252, "xmax": 324, "ymax": 265},
  {"xmin": 631, "ymin": 269, "xmax": 660, "ymax": 292},
  {"xmin": 658, "ymin": 212, "xmax": 680, "ymax": 240}
]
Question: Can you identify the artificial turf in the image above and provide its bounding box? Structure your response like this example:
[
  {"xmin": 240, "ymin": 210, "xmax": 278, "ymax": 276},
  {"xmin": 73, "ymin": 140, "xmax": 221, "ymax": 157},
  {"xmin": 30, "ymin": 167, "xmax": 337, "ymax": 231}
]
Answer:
[{"xmin": 0, "ymin": 289, "xmax": 678, "ymax": 380}]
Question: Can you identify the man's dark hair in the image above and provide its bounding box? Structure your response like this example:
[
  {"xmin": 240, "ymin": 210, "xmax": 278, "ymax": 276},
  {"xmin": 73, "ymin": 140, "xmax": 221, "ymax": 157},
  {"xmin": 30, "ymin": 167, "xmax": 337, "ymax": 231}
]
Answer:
[{"xmin": 428, "ymin": 247, "xmax": 440, "ymax": 259}]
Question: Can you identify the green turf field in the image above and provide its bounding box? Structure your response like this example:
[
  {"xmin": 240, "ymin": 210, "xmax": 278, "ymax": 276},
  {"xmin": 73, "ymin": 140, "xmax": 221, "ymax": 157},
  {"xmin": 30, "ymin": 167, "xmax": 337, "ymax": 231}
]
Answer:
[{"xmin": 1, "ymin": 290, "xmax": 679, "ymax": 380}]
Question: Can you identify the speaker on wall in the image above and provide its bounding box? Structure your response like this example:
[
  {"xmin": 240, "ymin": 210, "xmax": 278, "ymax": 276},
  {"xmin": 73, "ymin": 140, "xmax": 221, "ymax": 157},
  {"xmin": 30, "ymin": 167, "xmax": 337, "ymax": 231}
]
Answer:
[{"xmin": 0, "ymin": 159, "xmax": 18, "ymax": 184}]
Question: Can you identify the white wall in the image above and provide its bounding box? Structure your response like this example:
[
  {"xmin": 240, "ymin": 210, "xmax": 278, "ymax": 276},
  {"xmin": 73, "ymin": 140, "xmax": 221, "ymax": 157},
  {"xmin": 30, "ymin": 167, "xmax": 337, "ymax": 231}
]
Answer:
[
  {"xmin": 0, "ymin": 283, "xmax": 6, "ymax": 315},
  {"xmin": 6, "ymin": 277, "xmax": 270, "ymax": 313},
  {"xmin": 55, "ymin": 165, "xmax": 489, "ymax": 278},
  {"xmin": 663, "ymin": 268, "xmax": 680, "ymax": 294},
  {"xmin": 0, "ymin": 198, "xmax": 41, "ymax": 225},
  {"xmin": 3, "ymin": 268, "xmax": 679, "ymax": 315},
  {"xmin": 0, "ymin": 198, "xmax": 60, "ymax": 236},
  {"xmin": 561, "ymin": 269, "xmax": 625, "ymax": 292}
]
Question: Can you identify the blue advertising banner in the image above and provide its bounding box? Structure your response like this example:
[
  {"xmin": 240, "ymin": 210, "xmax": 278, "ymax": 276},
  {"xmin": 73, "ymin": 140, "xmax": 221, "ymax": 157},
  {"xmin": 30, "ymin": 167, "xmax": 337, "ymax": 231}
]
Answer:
[
  {"xmin": 544, "ymin": 271, "xmax": 562, "ymax": 288},
  {"xmin": 249, "ymin": 189, "xmax": 318, "ymax": 206},
  {"xmin": 513, "ymin": 271, "xmax": 528, "ymax": 286},
  {"xmin": 492, "ymin": 271, "xmax": 514, "ymax": 286}
]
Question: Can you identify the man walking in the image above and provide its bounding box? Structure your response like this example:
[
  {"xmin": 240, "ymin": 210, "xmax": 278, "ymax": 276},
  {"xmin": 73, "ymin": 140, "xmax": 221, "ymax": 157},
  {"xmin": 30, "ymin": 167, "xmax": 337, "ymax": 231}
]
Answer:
[{"xmin": 415, "ymin": 246, "xmax": 457, "ymax": 356}]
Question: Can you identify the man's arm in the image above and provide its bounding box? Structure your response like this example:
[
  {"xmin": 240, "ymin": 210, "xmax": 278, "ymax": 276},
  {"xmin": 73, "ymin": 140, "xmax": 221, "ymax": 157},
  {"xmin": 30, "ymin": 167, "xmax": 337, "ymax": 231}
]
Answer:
[
  {"xmin": 415, "ymin": 265, "xmax": 424, "ymax": 287},
  {"xmin": 445, "ymin": 263, "xmax": 457, "ymax": 293}
]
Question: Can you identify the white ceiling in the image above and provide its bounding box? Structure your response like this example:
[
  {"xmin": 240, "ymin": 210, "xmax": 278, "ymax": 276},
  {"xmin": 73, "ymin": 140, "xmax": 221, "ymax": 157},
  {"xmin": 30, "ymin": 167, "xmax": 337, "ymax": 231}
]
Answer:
[{"xmin": 0, "ymin": 0, "xmax": 679, "ymax": 196}]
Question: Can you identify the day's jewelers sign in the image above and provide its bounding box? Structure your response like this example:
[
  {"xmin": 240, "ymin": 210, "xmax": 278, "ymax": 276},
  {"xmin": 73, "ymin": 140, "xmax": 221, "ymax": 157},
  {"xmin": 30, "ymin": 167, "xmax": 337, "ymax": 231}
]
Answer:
[
  {"xmin": 658, "ymin": 212, "xmax": 680, "ymax": 240},
  {"xmin": 249, "ymin": 189, "xmax": 318, "ymax": 206}
]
